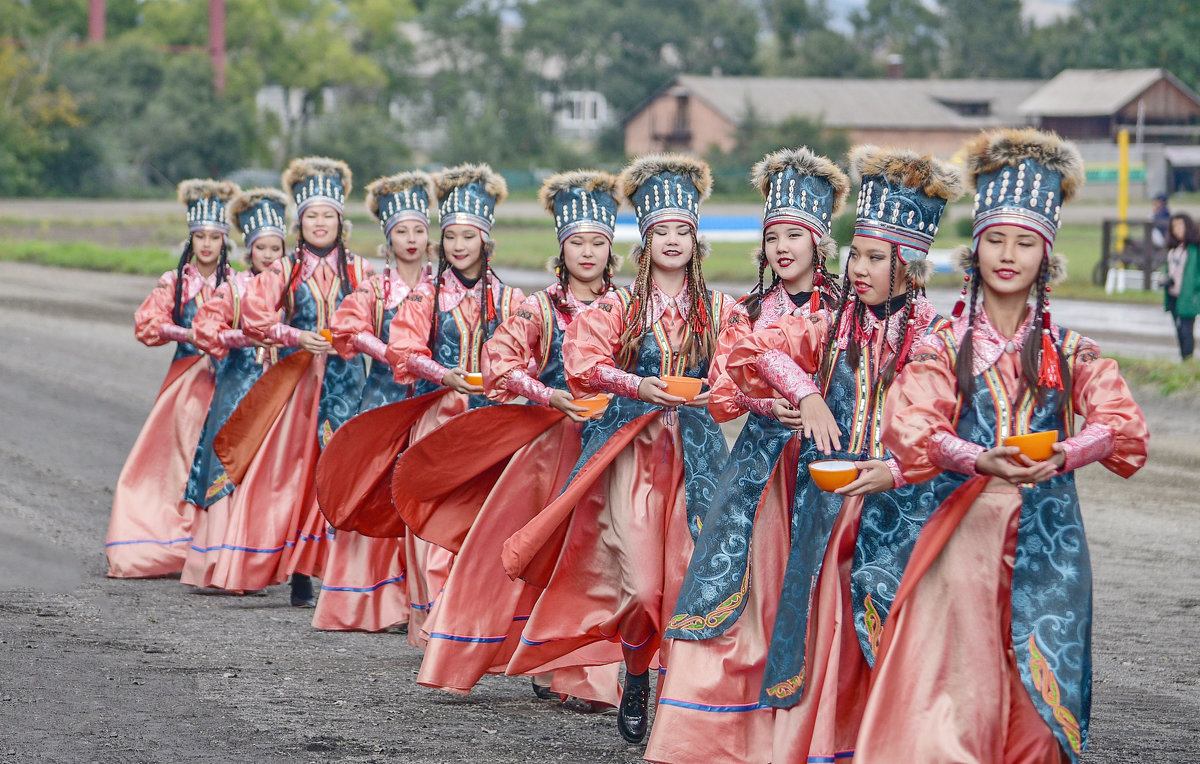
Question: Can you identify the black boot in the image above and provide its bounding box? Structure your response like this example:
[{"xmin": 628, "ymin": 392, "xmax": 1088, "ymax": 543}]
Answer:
[
  {"xmin": 617, "ymin": 670, "xmax": 650, "ymax": 744},
  {"xmin": 531, "ymin": 676, "xmax": 558, "ymax": 700},
  {"xmin": 290, "ymin": 574, "xmax": 315, "ymax": 608}
]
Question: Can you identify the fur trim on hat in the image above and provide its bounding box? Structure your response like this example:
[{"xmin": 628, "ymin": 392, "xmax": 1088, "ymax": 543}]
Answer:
[
  {"xmin": 228, "ymin": 187, "xmax": 288, "ymax": 224},
  {"xmin": 963, "ymin": 128, "xmax": 1085, "ymax": 203},
  {"xmin": 538, "ymin": 170, "xmax": 622, "ymax": 214},
  {"xmin": 365, "ymin": 171, "xmax": 437, "ymax": 220},
  {"xmin": 905, "ymin": 257, "xmax": 934, "ymax": 287},
  {"xmin": 817, "ymin": 234, "xmax": 838, "ymax": 264},
  {"xmin": 618, "ymin": 153, "xmax": 713, "ymax": 202},
  {"xmin": 435, "ymin": 163, "xmax": 508, "ymax": 204},
  {"xmin": 951, "ymin": 243, "xmax": 1068, "ymax": 286},
  {"xmin": 282, "ymin": 156, "xmax": 353, "ymax": 197},
  {"xmin": 849, "ymin": 146, "xmax": 965, "ymax": 202},
  {"xmin": 751, "ymin": 147, "xmax": 850, "ymax": 217},
  {"xmin": 177, "ymin": 179, "xmax": 240, "ymax": 205}
]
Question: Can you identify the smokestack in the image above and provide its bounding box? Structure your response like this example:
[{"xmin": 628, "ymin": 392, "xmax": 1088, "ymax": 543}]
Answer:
[
  {"xmin": 209, "ymin": 0, "xmax": 226, "ymax": 94},
  {"xmin": 88, "ymin": 0, "xmax": 105, "ymax": 43}
]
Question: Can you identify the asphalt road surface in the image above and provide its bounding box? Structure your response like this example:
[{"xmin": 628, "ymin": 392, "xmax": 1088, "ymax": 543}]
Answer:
[{"xmin": 1, "ymin": 261, "xmax": 1197, "ymax": 762}]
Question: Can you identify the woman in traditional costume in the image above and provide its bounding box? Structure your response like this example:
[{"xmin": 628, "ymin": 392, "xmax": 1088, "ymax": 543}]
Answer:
[
  {"xmin": 394, "ymin": 171, "xmax": 623, "ymax": 707},
  {"xmin": 311, "ymin": 171, "xmax": 436, "ymax": 631},
  {"xmin": 646, "ymin": 147, "xmax": 847, "ymax": 764},
  {"xmin": 181, "ymin": 187, "xmax": 287, "ymax": 590},
  {"xmin": 105, "ymin": 179, "xmax": 238, "ymax": 578},
  {"xmin": 856, "ymin": 129, "xmax": 1149, "ymax": 764},
  {"xmin": 503, "ymin": 154, "xmax": 739, "ymax": 744},
  {"xmin": 722, "ymin": 147, "xmax": 963, "ymax": 762},
  {"xmin": 213, "ymin": 157, "xmax": 370, "ymax": 606}
]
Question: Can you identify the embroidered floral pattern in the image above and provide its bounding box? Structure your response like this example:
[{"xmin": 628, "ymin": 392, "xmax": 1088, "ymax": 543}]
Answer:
[
  {"xmin": 930, "ymin": 430, "xmax": 984, "ymax": 475},
  {"xmin": 757, "ymin": 349, "xmax": 820, "ymax": 405},
  {"xmin": 1060, "ymin": 422, "xmax": 1114, "ymax": 473}
]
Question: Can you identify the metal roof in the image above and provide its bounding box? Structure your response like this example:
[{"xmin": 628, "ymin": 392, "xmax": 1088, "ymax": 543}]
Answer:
[{"xmin": 1016, "ymin": 68, "xmax": 1198, "ymax": 117}]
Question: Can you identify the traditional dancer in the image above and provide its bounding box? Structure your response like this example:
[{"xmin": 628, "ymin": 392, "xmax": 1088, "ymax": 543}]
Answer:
[
  {"xmin": 647, "ymin": 147, "xmax": 847, "ymax": 764},
  {"xmin": 722, "ymin": 146, "xmax": 963, "ymax": 762},
  {"xmin": 503, "ymin": 154, "xmax": 739, "ymax": 744},
  {"xmin": 181, "ymin": 187, "xmax": 287, "ymax": 590},
  {"xmin": 394, "ymin": 171, "xmax": 623, "ymax": 707},
  {"xmin": 214, "ymin": 157, "xmax": 370, "ymax": 606},
  {"xmin": 380, "ymin": 163, "xmax": 524, "ymax": 645},
  {"xmin": 857, "ymin": 129, "xmax": 1149, "ymax": 763},
  {"xmin": 106, "ymin": 179, "xmax": 238, "ymax": 578},
  {"xmin": 311, "ymin": 171, "xmax": 435, "ymax": 631}
]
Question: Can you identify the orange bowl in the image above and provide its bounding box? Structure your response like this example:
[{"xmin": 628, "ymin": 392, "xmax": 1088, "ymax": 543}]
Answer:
[
  {"xmin": 462, "ymin": 372, "xmax": 484, "ymax": 387},
  {"xmin": 1003, "ymin": 430, "xmax": 1059, "ymax": 462},
  {"xmin": 808, "ymin": 460, "xmax": 859, "ymax": 491},
  {"xmin": 571, "ymin": 394, "xmax": 611, "ymax": 418},
  {"xmin": 661, "ymin": 375, "xmax": 703, "ymax": 401}
]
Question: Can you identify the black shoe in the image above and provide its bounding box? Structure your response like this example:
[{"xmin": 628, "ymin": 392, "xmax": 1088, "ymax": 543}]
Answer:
[
  {"xmin": 531, "ymin": 676, "xmax": 558, "ymax": 700},
  {"xmin": 290, "ymin": 574, "xmax": 316, "ymax": 608},
  {"xmin": 617, "ymin": 671, "xmax": 650, "ymax": 744}
]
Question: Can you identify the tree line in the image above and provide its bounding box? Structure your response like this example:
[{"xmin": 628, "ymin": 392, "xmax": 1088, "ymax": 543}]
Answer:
[{"xmin": 1, "ymin": 0, "xmax": 1196, "ymax": 197}]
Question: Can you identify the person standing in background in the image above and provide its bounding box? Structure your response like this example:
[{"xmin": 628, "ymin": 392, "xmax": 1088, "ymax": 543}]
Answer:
[{"xmin": 1164, "ymin": 212, "xmax": 1200, "ymax": 360}]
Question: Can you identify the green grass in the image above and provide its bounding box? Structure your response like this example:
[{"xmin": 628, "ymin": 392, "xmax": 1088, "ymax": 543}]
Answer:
[
  {"xmin": 1110, "ymin": 355, "xmax": 1200, "ymax": 397},
  {"xmin": 0, "ymin": 239, "xmax": 181, "ymax": 275}
]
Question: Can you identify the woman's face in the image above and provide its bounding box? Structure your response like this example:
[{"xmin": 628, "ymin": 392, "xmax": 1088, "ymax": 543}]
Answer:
[
  {"xmin": 1171, "ymin": 217, "xmax": 1187, "ymax": 242},
  {"xmin": 191, "ymin": 229, "xmax": 224, "ymax": 268},
  {"xmin": 300, "ymin": 205, "xmax": 340, "ymax": 249},
  {"xmin": 442, "ymin": 223, "xmax": 484, "ymax": 278},
  {"xmin": 250, "ymin": 235, "xmax": 285, "ymax": 273},
  {"xmin": 846, "ymin": 235, "xmax": 906, "ymax": 305},
  {"xmin": 561, "ymin": 232, "xmax": 610, "ymax": 286},
  {"xmin": 975, "ymin": 224, "xmax": 1044, "ymax": 299},
  {"xmin": 390, "ymin": 221, "xmax": 430, "ymax": 265},
  {"xmin": 648, "ymin": 222, "xmax": 695, "ymax": 274},
  {"xmin": 763, "ymin": 223, "xmax": 815, "ymax": 287}
]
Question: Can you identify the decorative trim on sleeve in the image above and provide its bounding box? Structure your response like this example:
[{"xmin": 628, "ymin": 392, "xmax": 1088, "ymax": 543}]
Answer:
[
  {"xmin": 267, "ymin": 324, "xmax": 303, "ymax": 346},
  {"xmin": 1060, "ymin": 422, "xmax": 1115, "ymax": 473},
  {"xmin": 757, "ymin": 349, "xmax": 820, "ymax": 406},
  {"xmin": 505, "ymin": 369, "xmax": 554, "ymax": 406},
  {"xmin": 590, "ymin": 364, "xmax": 642, "ymax": 400},
  {"xmin": 885, "ymin": 457, "xmax": 907, "ymax": 488},
  {"xmin": 352, "ymin": 332, "xmax": 389, "ymax": 363},
  {"xmin": 930, "ymin": 430, "xmax": 984, "ymax": 476},
  {"xmin": 406, "ymin": 353, "xmax": 450, "ymax": 385},
  {"xmin": 219, "ymin": 329, "xmax": 254, "ymax": 349},
  {"xmin": 159, "ymin": 323, "xmax": 190, "ymax": 343},
  {"xmin": 735, "ymin": 390, "xmax": 776, "ymax": 418}
]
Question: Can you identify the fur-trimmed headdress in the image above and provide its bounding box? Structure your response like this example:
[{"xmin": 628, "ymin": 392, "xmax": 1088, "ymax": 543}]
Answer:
[
  {"xmin": 178, "ymin": 179, "xmax": 240, "ymax": 234},
  {"xmin": 618, "ymin": 153, "xmax": 712, "ymax": 241},
  {"xmin": 962, "ymin": 128, "xmax": 1084, "ymax": 247},
  {"xmin": 229, "ymin": 187, "xmax": 288, "ymax": 246},
  {"xmin": 366, "ymin": 171, "xmax": 436, "ymax": 240},
  {"xmin": 539, "ymin": 170, "xmax": 622, "ymax": 243},
  {"xmin": 849, "ymin": 146, "xmax": 964, "ymax": 264},
  {"xmin": 282, "ymin": 156, "xmax": 352, "ymax": 215},
  {"xmin": 752, "ymin": 147, "xmax": 850, "ymax": 239},
  {"xmin": 435, "ymin": 163, "xmax": 508, "ymax": 236}
]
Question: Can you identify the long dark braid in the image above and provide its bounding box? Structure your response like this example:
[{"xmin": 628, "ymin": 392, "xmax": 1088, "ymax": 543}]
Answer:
[
  {"xmin": 171, "ymin": 238, "xmax": 194, "ymax": 325},
  {"xmin": 818, "ymin": 266, "xmax": 855, "ymax": 389},
  {"xmin": 878, "ymin": 272, "xmax": 917, "ymax": 391},
  {"xmin": 813, "ymin": 243, "xmax": 839, "ymax": 311},
  {"xmin": 426, "ymin": 246, "xmax": 450, "ymax": 353},
  {"xmin": 476, "ymin": 239, "xmax": 497, "ymax": 371},
  {"xmin": 742, "ymin": 247, "xmax": 779, "ymax": 324},
  {"xmin": 617, "ymin": 234, "xmax": 655, "ymax": 370},
  {"xmin": 277, "ymin": 235, "xmax": 306, "ymax": 322},
  {"xmin": 335, "ymin": 218, "xmax": 352, "ymax": 301},
  {"xmin": 1019, "ymin": 255, "xmax": 1071, "ymax": 410},
  {"xmin": 681, "ymin": 231, "xmax": 718, "ymax": 367},
  {"xmin": 954, "ymin": 257, "xmax": 983, "ymax": 398}
]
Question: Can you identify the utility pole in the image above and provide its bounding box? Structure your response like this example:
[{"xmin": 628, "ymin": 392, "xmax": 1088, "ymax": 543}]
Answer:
[
  {"xmin": 88, "ymin": 0, "xmax": 105, "ymax": 43},
  {"xmin": 209, "ymin": 0, "xmax": 226, "ymax": 95}
]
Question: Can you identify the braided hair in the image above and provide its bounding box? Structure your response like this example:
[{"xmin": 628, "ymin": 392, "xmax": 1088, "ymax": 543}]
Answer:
[
  {"xmin": 552, "ymin": 241, "xmax": 616, "ymax": 316},
  {"xmin": 426, "ymin": 235, "xmax": 502, "ymax": 372},
  {"xmin": 741, "ymin": 246, "xmax": 779, "ymax": 324},
  {"xmin": 171, "ymin": 234, "xmax": 229, "ymax": 325},
  {"xmin": 277, "ymin": 217, "xmax": 354, "ymax": 323},
  {"xmin": 954, "ymin": 251, "xmax": 1070, "ymax": 409}
]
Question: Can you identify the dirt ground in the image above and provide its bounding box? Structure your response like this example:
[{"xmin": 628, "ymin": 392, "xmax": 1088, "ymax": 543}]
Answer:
[{"xmin": 1, "ymin": 261, "xmax": 1197, "ymax": 762}]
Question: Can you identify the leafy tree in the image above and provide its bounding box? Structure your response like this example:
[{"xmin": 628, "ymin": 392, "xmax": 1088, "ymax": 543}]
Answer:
[
  {"xmin": 706, "ymin": 108, "xmax": 850, "ymax": 196},
  {"xmin": 0, "ymin": 43, "xmax": 81, "ymax": 194},
  {"xmin": 938, "ymin": 0, "xmax": 1030, "ymax": 77},
  {"xmin": 849, "ymin": 0, "xmax": 942, "ymax": 78}
]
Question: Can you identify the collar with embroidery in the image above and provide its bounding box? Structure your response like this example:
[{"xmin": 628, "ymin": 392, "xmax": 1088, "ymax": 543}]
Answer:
[
  {"xmin": 436, "ymin": 267, "xmax": 505, "ymax": 312},
  {"xmin": 382, "ymin": 263, "xmax": 432, "ymax": 310},
  {"xmin": 952, "ymin": 305, "xmax": 1060, "ymax": 376},
  {"xmin": 834, "ymin": 295, "xmax": 939, "ymax": 354},
  {"xmin": 179, "ymin": 262, "xmax": 222, "ymax": 303},
  {"xmin": 543, "ymin": 282, "xmax": 608, "ymax": 329},
  {"xmin": 643, "ymin": 277, "xmax": 692, "ymax": 326},
  {"xmin": 296, "ymin": 247, "xmax": 343, "ymax": 282}
]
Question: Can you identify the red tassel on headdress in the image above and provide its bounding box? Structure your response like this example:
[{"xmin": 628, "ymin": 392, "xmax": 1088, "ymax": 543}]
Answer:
[
  {"xmin": 486, "ymin": 283, "xmax": 497, "ymax": 322},
  {"xmin": 1037, "ymin": 312, "xmax": 1064, "ymax": 390},
  {"xmin": 809, "ymin": 269, "xmax": 824, "ymax": 313},
  {"xmin": 951, "ymin": 299, "xmax": 965, "ymax": 318},
  {"xmin": 383, "ymin": 264, "xmax": 393, "ymax": 305},
  {"xmin": 692, "ymin": 296, "xmax": 711, "ymax": 337}
]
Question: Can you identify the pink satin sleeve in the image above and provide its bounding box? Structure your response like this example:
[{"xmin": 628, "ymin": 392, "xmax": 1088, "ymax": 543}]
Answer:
[
  {"xmin": 706, "ymin": 303, "xmax": 756, "ymax": 422},
  {"xmin": 724, "ymin": 311, "xmax": 828, "ymax": 401},
  {"xmin": 330, "ymin": 283, "xmax": 377, "ymax": 361},
  {"xmin": 483, "ymin": 307, "xmax": 548, "ymax": 404},
  {"xmin": 133, "ymin": 272, "xmax": 179, "ymax": 347},
  {"xmin": 385, "ymin": 285, "xmax": 440, "ymax": 385},
  {"xmin": 880, "ymin": 340, "xmax": 964, "ymax": 484},
  {"xmin": 1062, "ymin": 341, "xmax": 1149, "ymax": 478},
  {"xmin": 191, "ymin": 282, "xmax": 237, "ymax": 359},
  {"xmin": 239, "ymin": 261, "xmax": 291, "ymax": 343},
  {"xmin": 563, "ymin": 292, "xmax": 636, "ymax": 399}
]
